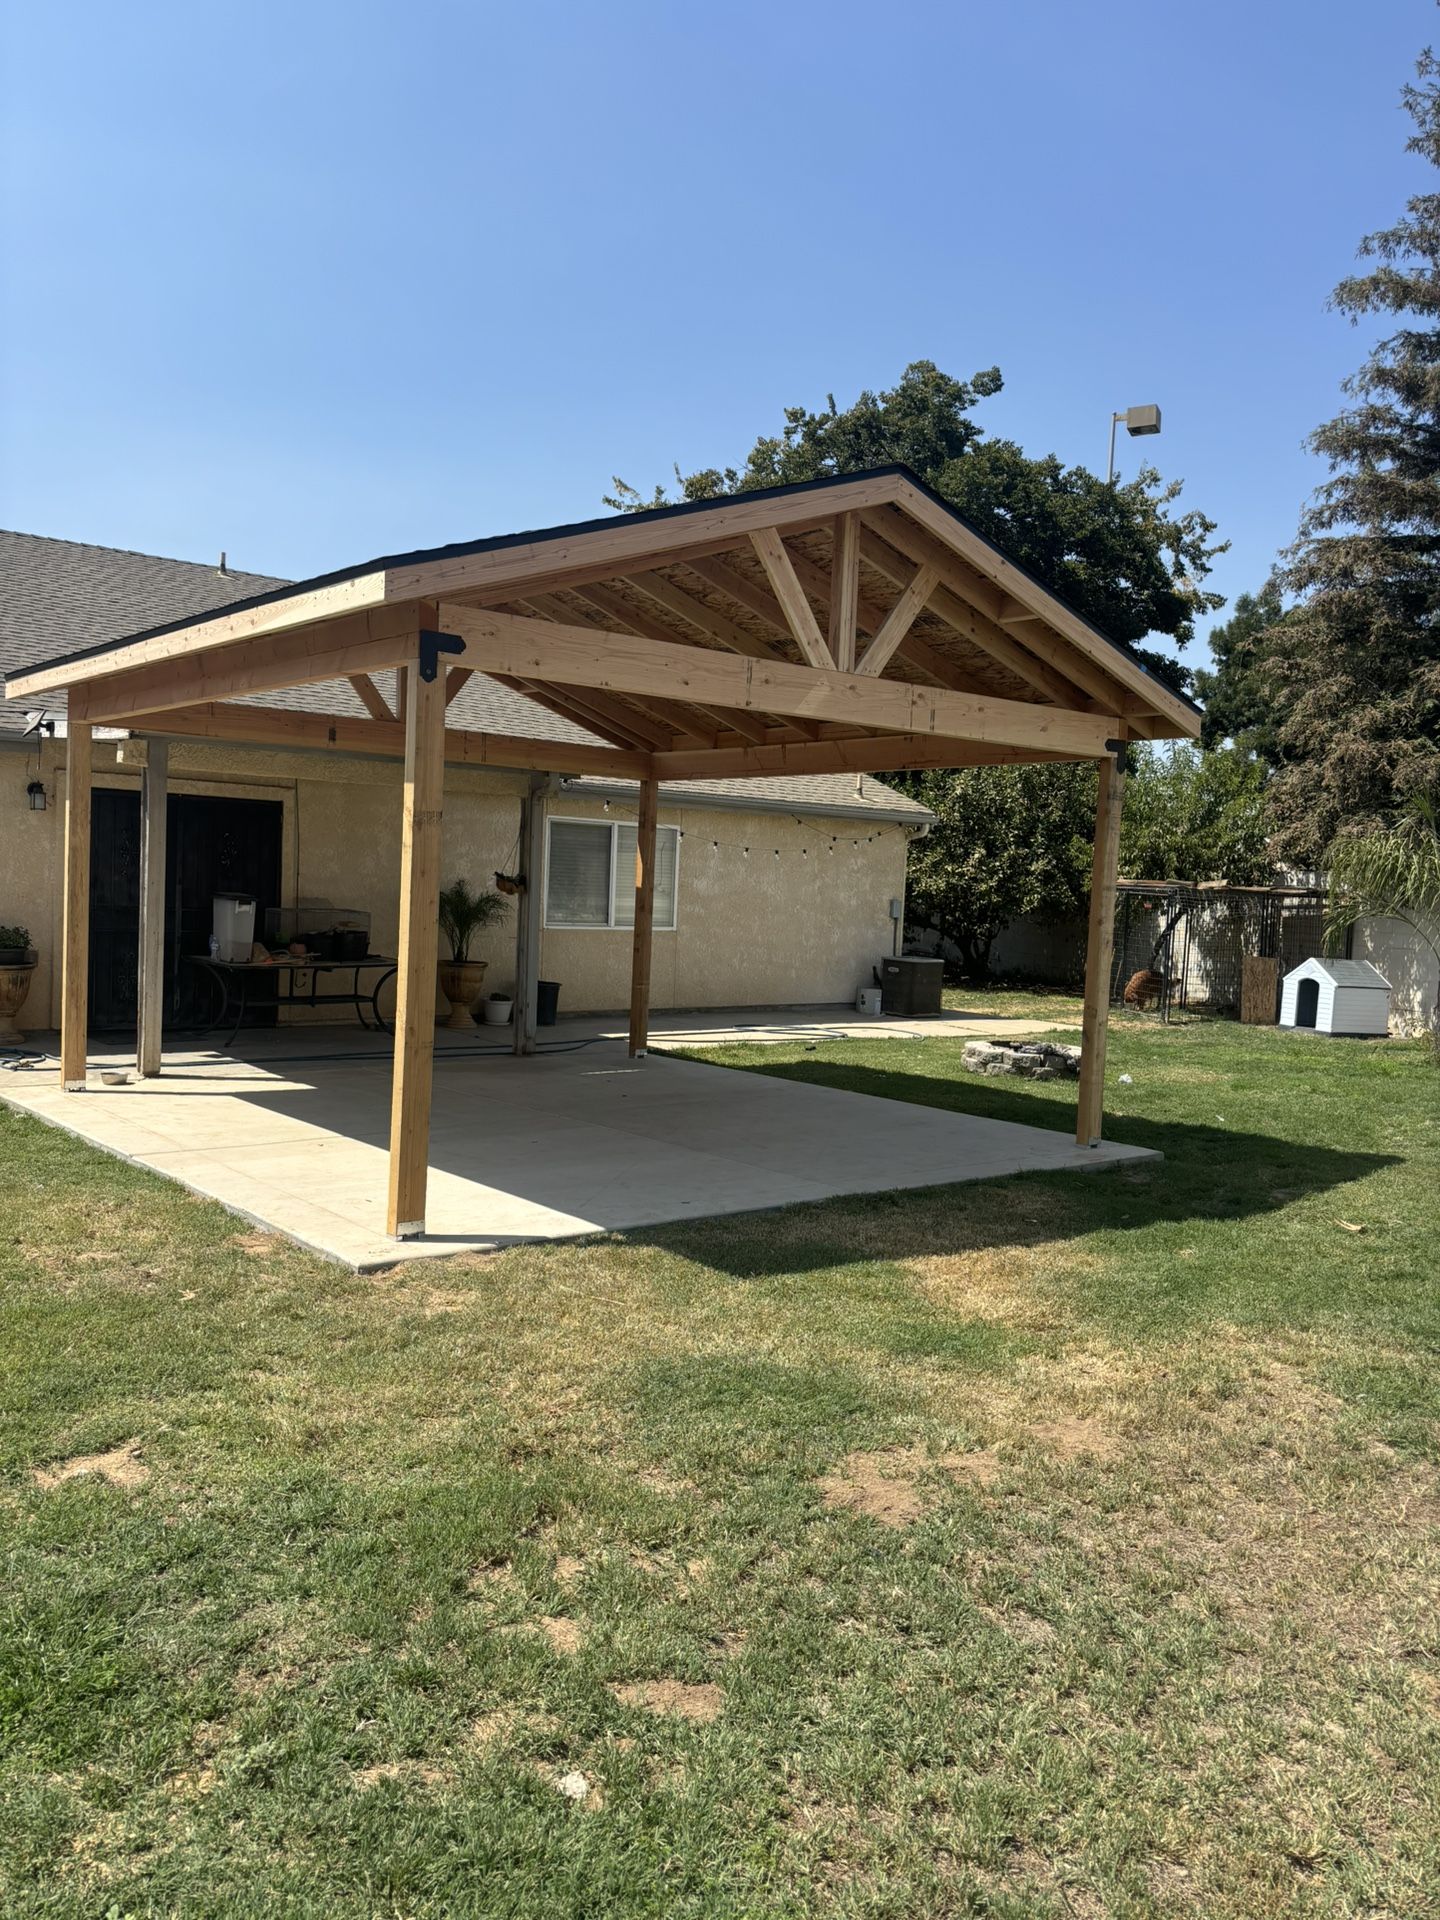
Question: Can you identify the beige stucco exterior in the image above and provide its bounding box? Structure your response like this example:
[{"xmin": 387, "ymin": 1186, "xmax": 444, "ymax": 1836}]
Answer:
[{"xmin": 2, "ymin": 736, "xmax": 915, "ymax": 1032}]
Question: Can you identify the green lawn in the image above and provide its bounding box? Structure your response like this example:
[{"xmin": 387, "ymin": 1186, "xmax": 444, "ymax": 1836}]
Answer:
[
  {"xmin": 1, "ymin": 1022, "xmax": 1437, "ymax": 1918},
  {"xmin": 941, "ymin": 983, "xmax": 1085, "ymax": 1022}
]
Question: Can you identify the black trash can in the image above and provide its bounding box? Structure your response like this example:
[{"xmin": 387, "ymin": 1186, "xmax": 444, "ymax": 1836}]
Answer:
[{"xmin": 536, "ymin": 980, "xmax": 561, "ymax": 1027}]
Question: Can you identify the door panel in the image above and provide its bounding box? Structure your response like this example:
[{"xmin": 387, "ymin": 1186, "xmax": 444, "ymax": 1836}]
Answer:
[{"xmin": 86, "ymin": 790, "xmax": 284, "ymax": 1033}]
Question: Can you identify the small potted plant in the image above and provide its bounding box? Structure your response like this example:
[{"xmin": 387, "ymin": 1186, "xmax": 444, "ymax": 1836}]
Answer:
[
  {"xmin": 0, "ymin": 924, "xmax": 38, "ymax": 1040},
  {"xmin": 482, "ymin": 990, "xmax": 514, "ymax": 1026},
  {"xmin": 437, "ymin": 880, "xmax": 509, "ymax": 1029}
]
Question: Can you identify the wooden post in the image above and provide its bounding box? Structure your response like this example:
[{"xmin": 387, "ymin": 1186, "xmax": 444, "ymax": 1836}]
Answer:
[
  {"xmin": 512, "ymin": 772, "xmax": 546, "ymax": 1057},
  {"xmin": 386, "ymin": 651, "xmax": 446, "ymax": 1237},
  {"xmin": 628, "ymin": 777, "xmax": 659, "ymax": 1057},
  {"xmin": 136, "ymin": 738, "xmax": 169, "ymax": 1076},
  {"xmin": 1076, "ymin": 751, "xmax": 1125, "ymax": 1147},
  {"xmin": 60, "ymin": 722, "xmax": 93, "ymax": 1091}
]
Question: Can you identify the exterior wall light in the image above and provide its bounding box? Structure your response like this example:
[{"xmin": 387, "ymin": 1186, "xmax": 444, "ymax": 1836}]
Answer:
[{"xmin": 27, "ymin": 781, "xmax": 47, "ymax": 811}]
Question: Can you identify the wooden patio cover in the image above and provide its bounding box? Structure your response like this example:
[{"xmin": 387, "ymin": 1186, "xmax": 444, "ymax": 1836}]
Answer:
[{"xmin": 6, "ymin": 466, "xmax": 1201, "ymax": 1241}]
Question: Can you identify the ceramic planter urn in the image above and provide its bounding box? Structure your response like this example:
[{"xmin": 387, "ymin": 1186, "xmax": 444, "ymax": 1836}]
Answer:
[
  {"xmin": 437, "ymin": 958, "xmax": 488, "ymax": 1029},
  {"xmin": 0, "ymin": 954, "xmax": 38, "ymax": 1039}
]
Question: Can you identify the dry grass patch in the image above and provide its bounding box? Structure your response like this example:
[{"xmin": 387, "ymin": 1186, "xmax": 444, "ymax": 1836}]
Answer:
[
  {"xmin": 32, "ymin": 1440, "xmax": 149, "ymax": 1492},
  {"xmin": 1025, "ymin": 1415, "xmax": 1119, "ymax": 1462},
  {"xmin": 610, "ymin": 1679, "xmax": 724, "ymax": 1722},
  {"xmin": 496, "ymin": 1614, "xmax": 584, "ymax": 1655},
  {"xmin": 817, "ymin": 1445, "xmax": 1003, "ymax": 1526}
]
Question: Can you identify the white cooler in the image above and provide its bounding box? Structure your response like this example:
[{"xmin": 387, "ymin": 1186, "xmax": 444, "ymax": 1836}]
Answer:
[{"xmin": 212, "ymin": 892, "xmax": 256, "ymax": 963}]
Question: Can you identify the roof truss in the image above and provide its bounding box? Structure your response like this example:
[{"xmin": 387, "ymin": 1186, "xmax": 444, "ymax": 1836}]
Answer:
[{"xmin": 6, "ymin": 469, "xmax": 1199, "ymax": 779}]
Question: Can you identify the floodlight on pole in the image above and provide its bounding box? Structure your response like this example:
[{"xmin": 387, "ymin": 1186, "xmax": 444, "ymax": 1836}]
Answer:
[{"xmin": 1106, "ymin": 403, "xmax": 1162, "ymax": 483}]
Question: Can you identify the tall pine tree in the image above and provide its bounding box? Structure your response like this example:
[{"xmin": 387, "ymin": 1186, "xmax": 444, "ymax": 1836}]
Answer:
[{"xmin": 1265, "ymin": 49, "xmax": 1440, "ymax": 863}]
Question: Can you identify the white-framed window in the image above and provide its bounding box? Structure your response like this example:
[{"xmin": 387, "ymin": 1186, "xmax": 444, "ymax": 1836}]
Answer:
[{"xmin": 544, "ymin": 816, "xmax": 679, "ymax": 931}]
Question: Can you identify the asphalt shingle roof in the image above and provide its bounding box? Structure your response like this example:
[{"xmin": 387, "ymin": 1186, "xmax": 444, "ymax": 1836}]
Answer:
[{"xmin": 0, "ymin": 530, "xmax": 931, "ymax": 822}]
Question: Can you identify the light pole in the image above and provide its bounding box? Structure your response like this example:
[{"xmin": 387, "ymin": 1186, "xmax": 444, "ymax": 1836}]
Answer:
[{"xmin": 1107, "ymin": 403, "xmax": 1162, "ymax": 483}]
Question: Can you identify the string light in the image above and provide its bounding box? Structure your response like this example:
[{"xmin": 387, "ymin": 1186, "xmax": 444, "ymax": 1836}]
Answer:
[{"xmin": 551, "ymin": 788, "xmax": 922, "ymax": 863}]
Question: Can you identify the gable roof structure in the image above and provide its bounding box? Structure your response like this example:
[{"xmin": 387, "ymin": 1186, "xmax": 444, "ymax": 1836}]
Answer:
[
  {"xmin": 5, "ymin": 467, "xmax": 1201, "ymax": 784},
  {"xmin": 0, "ymin": 528, "xmax": 928, "ymax": 821}
]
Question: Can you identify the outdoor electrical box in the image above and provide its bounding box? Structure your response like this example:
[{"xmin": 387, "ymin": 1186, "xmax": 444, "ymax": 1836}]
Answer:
[{"xmin": 879, "ymin": 956, "xmax": 943, "ymax": 1018}]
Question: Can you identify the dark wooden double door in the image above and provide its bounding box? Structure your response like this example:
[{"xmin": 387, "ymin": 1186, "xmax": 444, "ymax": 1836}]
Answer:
[{"xmin": 88, "ymin": 790, "xmax": 283, "ymax": 1033}]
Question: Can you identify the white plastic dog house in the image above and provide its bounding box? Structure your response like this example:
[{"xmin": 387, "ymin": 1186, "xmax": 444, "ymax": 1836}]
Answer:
[{"xmin": 1279, "ymin": 957, "xmax": 1391, "ymax": 1036}]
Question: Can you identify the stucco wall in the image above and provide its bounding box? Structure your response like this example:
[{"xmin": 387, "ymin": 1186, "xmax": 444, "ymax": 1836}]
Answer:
[
  {"xmin": 1351, "ymin": 914, "xmax": 1438, "ymax": 1035},
  {"xmin": 2, "ymin": 738, "xmax": 912, "ymax": 1028}
]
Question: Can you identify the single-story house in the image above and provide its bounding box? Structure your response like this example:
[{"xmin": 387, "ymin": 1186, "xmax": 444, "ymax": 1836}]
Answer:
[
  {"xmin": 3, "ymin": 466, "xmax": 1202, "ymax": 1246},
  {"xmin": 2, "ymin": 529, "xmax": 932, "ymax": 1032}
]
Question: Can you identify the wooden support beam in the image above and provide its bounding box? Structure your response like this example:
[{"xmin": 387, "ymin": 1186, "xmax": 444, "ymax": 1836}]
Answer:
[
  {"xmin": 786, "ymin": 544, "xmax": 980, "ymax": 694},
  {"xmin": 386, "ymin": 653, "xmax": 447, "ymax": 1238},
  {"xmin": 60, "ymin": 723, "xmax": 92, "ymax": 1091},
  {"xmin": 882, "ymin": 488, "xmax": 1200, "ymax": 735},
  {"xmin": 628, "ymin": 777, "xmax": 659, "ymax": 1058},
  {"xmin": 856, "ymin": 565, "xmax": 939, "ymax": 678},
  {"xmin": 512, "ymin": 774, "xmax": 547, "ymax": 1057},
  {"xmin": 651, "ymin": 732, "xmax": 1070, "ymax": 781},
  {"xmin": 827, "ymin": 512, "xmax": 861, "ymax": 672},
  {"xmin": 123, "ymin": 698, "xmax": 653, "ymax": 781},
  {"xmin": 1076, "ymin": 752, "xmax": 1126, "ymax": 1148},
  {"xmin": 748, "ymin": 528, "xmax": 832, "ymax": 670},
  {"xmin": 444, "ymin": 665, "xmax": 474, "ymax": 704},
  {"xmin": 858, "ymin": 521, "xmax": 1091, "ymax": 709},
  {"xmin": 70, "ymin": 603, "xmax": 424, "ymax": 725},
  {"xmin": 136, "ymin": 738, "xmax": 168, "ymax": 1077},
  {"xmin": 440, "ymin": 607, "xmax": 1119, "ymax": 758},
  {"xmin": 348, "ymin": 672, "xmax": 395, "ymax": 723}
]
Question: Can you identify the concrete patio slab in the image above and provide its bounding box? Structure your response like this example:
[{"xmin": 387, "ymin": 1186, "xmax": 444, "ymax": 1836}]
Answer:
[{"xmin": 1, "ymin": 1015, "xmax": 1152, "ymax": 1269}]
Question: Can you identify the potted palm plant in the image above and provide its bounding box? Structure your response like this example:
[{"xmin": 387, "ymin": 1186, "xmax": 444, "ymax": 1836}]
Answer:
[
  {"xmin": 0, "ymin": 924, "xmax": 38, "ymax": 1041},
  {"xmin": 437, "ymin": 880, "xmax": 509, "ymax": 1029}
]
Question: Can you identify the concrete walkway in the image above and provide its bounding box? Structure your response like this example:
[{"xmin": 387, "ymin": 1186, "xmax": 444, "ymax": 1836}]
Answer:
[{"xmin": 1, "ymin": 1011, "xmax": 1147, "ymax": 1270}]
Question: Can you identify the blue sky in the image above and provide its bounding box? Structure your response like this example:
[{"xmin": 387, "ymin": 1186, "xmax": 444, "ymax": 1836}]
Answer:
[{"xmin": 0, "ymin": 0, "xmax": 1429, "ymax": 667}]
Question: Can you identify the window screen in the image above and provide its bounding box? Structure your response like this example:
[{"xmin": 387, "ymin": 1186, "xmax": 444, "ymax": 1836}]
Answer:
[
  {"xmin": 545, "ymin": 819, "xmax": 680, "ymax": 930},
  {"xmin": 612, "ymin": 825, "xmax": 679, "ymax": 931},
  {"xmin": 545, "ymin": 821, "xmax": 612, "ymax": 927}
]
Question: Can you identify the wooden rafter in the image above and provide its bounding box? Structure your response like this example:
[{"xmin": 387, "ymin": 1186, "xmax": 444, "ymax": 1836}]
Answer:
[
  {"xmin": 748, "ymin": 529, "xmax": 832, "ymax": 670},
  {"xmin": 857, "ymin": 521, "xmax": 1092, "ymax": 710}
]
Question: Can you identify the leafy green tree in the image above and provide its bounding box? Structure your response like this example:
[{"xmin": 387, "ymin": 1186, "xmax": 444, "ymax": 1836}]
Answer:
[
  {"xmin": 1118, "ymin": 743, "xmax": 1273, "ymax": 884},
  {"xmin": 608, "ymin": 360, "xmax": 1225, "ymax": 688},
  {"xmin": 900, "ymin": 745, "xmax": 1272, "ymax": 977},
  {"xmin": 899, "ymin": 762, "xmax": 1097, "ymax": 978},
  {"xmin": 1260, "ymin": 50, "xmax": 1440, "ymax": 862},
  {"xmin": 1193, "ymin": 584, "xmax": 1289, "ymax": 759}
]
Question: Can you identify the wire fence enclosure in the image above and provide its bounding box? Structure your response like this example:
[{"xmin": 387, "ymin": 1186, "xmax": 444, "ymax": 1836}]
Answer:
[{"xmin": 1109, "ymin": 883, "xmax": 1336, "ymax": 1022}]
